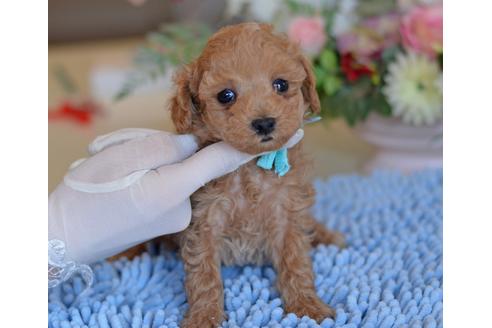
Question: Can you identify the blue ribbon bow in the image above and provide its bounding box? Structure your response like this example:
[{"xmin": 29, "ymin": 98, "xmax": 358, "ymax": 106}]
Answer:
[{"xmin": 256, "ymin": 148, "xmax": 290, "ymax": 177}]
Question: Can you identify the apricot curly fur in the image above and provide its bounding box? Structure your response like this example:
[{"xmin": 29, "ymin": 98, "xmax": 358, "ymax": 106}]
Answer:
[{"xmin": 115, "ymin": 23, "xmax": 345, "ymax": 327}]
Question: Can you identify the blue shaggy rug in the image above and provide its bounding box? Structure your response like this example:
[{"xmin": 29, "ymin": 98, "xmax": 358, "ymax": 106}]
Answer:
[{"xmin": 48, "ymin": 170, "xmax": 443, "ymax": 328}]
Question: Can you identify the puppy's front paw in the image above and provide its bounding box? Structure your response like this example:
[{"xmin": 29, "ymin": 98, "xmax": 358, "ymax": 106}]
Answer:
[
  {"xmin": 181, "ymin": 307, "xmax": 225, "ymax": 328},
  {"xmin": 285, "ymin": 295, "xmax": 335, "ymax": 323}
]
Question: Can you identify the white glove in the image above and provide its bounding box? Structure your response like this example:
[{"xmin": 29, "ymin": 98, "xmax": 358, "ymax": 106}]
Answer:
[{"xmin": 48, "ymin": 128, "xmax": 304, "ymax": 284}]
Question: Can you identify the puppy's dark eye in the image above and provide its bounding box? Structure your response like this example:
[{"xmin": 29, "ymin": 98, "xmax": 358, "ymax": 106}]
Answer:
[
  {"xmin": 273, "ymin": 79, "xmax": 289, "ymax": 93},
  {"xmin": 217, "ymin": 89, "xmax": 236, "ymax": 104}
]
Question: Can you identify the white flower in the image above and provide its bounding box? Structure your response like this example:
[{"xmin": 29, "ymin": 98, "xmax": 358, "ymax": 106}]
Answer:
[
  {"xmin": 224, "ymin": 0, "xmax": 248, "ymax": 18},
  {"xmin": 332, "ymin": 12, "xmax": 358, "ymax": 36},
  {"xmin": 225, "ymin": 0, "xmax": 282, "ymax": 22},
  {"xmin": 332, "ymin": 0, "xmax": 359, "ymax": 36},
  {"xmin": 383, "ymin": 52, "xmax": 443, "ymax": 126},
  {"xmin": 339, "ymin": 0, "xmax": 358, "ymax": 12},
  {"xmin": 249, "ymin": 0, "xmax": 282, "ymax": 22}
]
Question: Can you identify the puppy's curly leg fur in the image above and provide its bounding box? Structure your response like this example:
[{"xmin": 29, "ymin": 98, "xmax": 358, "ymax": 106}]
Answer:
[
  {"xmin": 271, "ymin": 223, "xmax": 336, "ymax": 322},
  {"xmin": 180, "ymin": 225, "xmax": 225, "ymax": 328}
]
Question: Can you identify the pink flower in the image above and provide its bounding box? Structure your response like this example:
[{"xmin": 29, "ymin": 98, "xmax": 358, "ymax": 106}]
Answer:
[
  {"xmin": 400, "ymin": 4, "xmax": 443, "ymax": 57},
  {"xmin": 336, "ymin": 13, "xmax": 400, "ymax": 64},
  {"xmin": 288, "ymin": 17, "xmax": 327, "ymax": 56}
]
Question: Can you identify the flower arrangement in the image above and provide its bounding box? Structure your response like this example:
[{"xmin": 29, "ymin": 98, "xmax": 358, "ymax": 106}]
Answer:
[
  {"xmin": 118, "ymin": 0, "xmax": 442, "ymax": 127},
  {"xmin": 283, "ymin": 0, "xmax": 443, "ymax": 126}
]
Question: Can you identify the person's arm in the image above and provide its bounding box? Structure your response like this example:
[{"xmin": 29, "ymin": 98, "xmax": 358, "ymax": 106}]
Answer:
[{"xmin": 48, "ymin": 128, "xmax": 304, "ymax": 288}]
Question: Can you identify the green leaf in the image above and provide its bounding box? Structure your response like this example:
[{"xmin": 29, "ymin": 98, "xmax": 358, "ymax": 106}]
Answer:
[
  {"xmin": 147, "ymin": 32, "xmax": 175, "ymax": 49},
  {"xmin": 313, "ymin": 66, "xmax": 327, "ymax": 87},
  {"xmin": 319, "ymin": 49, "xmax": 338, "ymax": 72},
  {"xmin": 373, "ymin": 92, "xmax": 392, "ymax": 117},
  {"xmin": 357, "ymin": 0, "xmax": 396, "ymax": 17},
  {"xmin": 285, "ymin": 0, "xmax": 316, "ymax": 15},
  {"xmin": 114, "ymin": 75, "xmax": 144, "ymax": 101},
  {"xmin": 161, "ymin": 24, "xmax": 195, "ymax": 40},
  {"xmin": 53, "ymin": 65, "xmax": 77, "ymax": 94},
  {"xmin": 322, "ymin": 75, "xmax": 342, "ymax": 96},
  {"xmin": 115, "ymin": 22, "xmax": 212, "ymax": 101},
  {"xmin": 381, "ymin": 46, "xmax": 400, "ymax": 65}
]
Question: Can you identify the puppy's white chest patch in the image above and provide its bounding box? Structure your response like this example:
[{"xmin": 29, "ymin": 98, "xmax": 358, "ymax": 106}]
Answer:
[{"xmin": 216, "ymin": 170, "xmax": 283, "ymax": 266}]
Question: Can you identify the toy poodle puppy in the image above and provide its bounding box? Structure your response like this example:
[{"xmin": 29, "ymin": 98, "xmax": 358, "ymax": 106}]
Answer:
[{"xmin": 168, "ymin": 23, "xmax": 345, "ymax": 327}]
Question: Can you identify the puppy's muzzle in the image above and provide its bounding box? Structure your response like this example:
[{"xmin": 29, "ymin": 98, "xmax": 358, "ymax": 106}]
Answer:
[{"xmin": 251, "ymin": 117, "xmax": 276, "ymax": 136}]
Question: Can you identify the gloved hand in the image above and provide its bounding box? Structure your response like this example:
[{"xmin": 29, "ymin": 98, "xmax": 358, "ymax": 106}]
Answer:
[{"xmin": 48, "ymin": 128, "xmax": 304, "ymax": 267}]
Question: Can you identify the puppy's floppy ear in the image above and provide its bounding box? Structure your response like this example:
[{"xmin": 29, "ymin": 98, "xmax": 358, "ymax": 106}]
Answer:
[
  {"xmin": 170, "ymin": 62, "xmax": 201, "ymax": 133},
  {"xmin": 299, "ymin": 55, "xmax": 321, "ymax": 114}
]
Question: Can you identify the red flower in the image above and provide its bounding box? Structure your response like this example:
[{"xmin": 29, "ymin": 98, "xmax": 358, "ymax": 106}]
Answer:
[
  {"xmin": 340, "ymin": 53, "xmax": 375, "ymax": 82},
  {"xmin": 49, "ymin": 101, "xmax": 100, "ymax": 126}
]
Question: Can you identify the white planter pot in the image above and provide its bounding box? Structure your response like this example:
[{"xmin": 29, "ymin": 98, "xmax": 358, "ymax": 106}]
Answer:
[{"xmin": 354, "ymin": 113, "xmax": 442, "ymax": 173}]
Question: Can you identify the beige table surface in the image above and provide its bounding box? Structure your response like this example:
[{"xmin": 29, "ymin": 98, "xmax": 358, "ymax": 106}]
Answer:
[{"xmin": 48, "ymin": 37, "xmax": 374, "ymax": 192}]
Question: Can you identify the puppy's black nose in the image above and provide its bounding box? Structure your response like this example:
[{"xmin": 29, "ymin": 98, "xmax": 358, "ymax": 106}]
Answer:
[{"xmin": 251, "ymin": 117, "xmax": 276, "ymax": 135}]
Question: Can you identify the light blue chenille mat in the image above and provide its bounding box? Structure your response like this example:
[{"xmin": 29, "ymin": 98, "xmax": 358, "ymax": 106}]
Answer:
[{"xmin": 48, "ymin": 170, "xmax": 442, "ymax": 328}]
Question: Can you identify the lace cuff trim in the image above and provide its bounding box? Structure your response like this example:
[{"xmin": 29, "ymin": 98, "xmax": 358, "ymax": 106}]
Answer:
[{"xmin": 48, "ymin": 239, "xmax": 93, "ymax": 289}]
